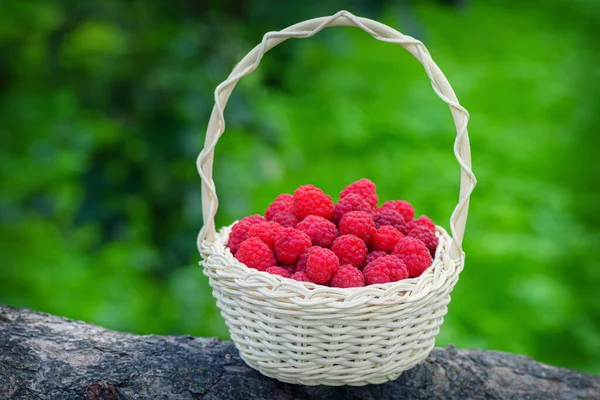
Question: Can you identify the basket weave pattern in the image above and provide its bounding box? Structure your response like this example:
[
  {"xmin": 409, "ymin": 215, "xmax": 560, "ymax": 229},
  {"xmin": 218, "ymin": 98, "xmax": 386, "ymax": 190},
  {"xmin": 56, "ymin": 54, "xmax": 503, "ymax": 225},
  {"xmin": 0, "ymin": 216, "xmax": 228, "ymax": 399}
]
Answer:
[
  {"xmin": 197, "ymin": 11, "xmax": 476, "ymax": 386},
  {"xmin": 201, "ymin": 225, "xmax": 459, "ymax": 385}
]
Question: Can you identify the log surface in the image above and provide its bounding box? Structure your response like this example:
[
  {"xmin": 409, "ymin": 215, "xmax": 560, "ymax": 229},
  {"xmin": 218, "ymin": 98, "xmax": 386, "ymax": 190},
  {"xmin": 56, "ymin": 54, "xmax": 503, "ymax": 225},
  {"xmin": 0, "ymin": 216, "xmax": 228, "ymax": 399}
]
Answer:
[{"xmin": 0, "ymin": 305, "xmax": 598, "ymax": 399}]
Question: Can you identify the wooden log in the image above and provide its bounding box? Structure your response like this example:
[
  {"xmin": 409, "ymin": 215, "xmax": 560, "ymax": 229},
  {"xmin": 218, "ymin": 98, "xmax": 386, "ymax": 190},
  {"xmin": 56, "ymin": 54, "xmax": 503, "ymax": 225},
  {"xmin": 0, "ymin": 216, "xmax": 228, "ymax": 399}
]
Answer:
[{"xmin": 0, "ymin": 305, "xmax": 598, "ymax": 399}]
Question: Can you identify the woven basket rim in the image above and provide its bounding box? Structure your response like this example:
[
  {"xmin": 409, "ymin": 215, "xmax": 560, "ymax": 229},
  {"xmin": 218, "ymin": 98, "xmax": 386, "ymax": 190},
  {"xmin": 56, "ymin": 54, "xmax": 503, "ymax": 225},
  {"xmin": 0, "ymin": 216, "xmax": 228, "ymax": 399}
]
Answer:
[{"xmin": 200, "ymin": 222, "xmax": 463, "ymax": 307}]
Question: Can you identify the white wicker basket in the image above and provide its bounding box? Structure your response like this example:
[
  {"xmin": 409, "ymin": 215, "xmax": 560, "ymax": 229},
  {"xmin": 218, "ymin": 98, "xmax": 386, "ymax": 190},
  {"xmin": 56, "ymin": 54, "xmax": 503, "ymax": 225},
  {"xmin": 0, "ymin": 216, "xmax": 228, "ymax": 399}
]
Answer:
[{"xmin": 196, "ymin": 10, "xmax": 476, "ymax": 386}]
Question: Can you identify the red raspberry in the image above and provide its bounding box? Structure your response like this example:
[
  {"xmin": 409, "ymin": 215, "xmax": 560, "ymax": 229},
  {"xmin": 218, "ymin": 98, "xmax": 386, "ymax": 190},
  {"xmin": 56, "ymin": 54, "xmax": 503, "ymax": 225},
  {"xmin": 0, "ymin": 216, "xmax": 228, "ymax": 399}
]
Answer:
[
  {"xmin": 266, "ymin": 266, "xmax": 292, "ymax": 278},
  {"xmin": 407, "ymin": 225, "xmax": 439, "ymax": 257},
  {"xmin": 270, "ymin": 211, "xmax": 298, "ymax": 228},
  {"xmin": 331, "ymin": 235, "xmax": 368, "ymax": 269},
  {"xmin": 333, "ymin": 193, "xmax": 376, "ymax": 223},
  {"xmin": 371, "ymin": 226, "xmax": 403, "ymax": 253},
  {"xmin": 305, "ymin": 247, "xmax": 340, "ymax": 284},
  {"xmin": 247, "ymin": 221, "xmax": 284, "ymax": 250},
  {"xmin": 295, "ymin": 246, "xmax": 319, "ymax": 271},
  {"xmin": 363, "ymin": 255, "xmax": 408, "ymax": 285},
  {"xmin": 265, "ymin": 194, "xmax": 294, "ymax": 220},
  {"xmin": 291, "ymin": 271, "xmax": 312, "ymax": 282},
  {"xmin": 361, "ymin": 250, "xmax": 387, "ymax": 269},
  {"xmin": 407, "ymin": 215, "xmax": 436, "ymax": 231},
  {"xmin": 227, "ymin": 214, "xmax": 267, "ymax": 254},
  {"xmin": 296, "ymin": 215, "xmax": 338, "ymax": 247},
  {"xmin": 235, "ymin": 237, "xmax": 276, "ymax": 271},
  {"xmin": 340, "ymin": 178, "xmax": 378, "ymax": 208},
  {"xmin": 392, "ymin": 236, "xmax": 432, "ymax": 278},
  {"xmin": 278, "ymin": 261, "xmax": 296, "ymax": 274},
  {"xmin": 339, "ymin": 211, "xmax": 376, "ymax": 243},
  {"xmin": 381, "ymin": 200, "xmax": 414, "ymax": 223},
  {"xmin": 292, "ymin": 184, "xmax": 334, "ymax": 221},
  {"xmin": 274, "ymin": 227, "xmax": 312, "ymax": 264},
  {"xmin": 330, "ymin": 265, "xmax": 365, "ymax": 288},
  {"xmin": 373, "ymin": 208, "xmax": 407, "ymax": 234}
]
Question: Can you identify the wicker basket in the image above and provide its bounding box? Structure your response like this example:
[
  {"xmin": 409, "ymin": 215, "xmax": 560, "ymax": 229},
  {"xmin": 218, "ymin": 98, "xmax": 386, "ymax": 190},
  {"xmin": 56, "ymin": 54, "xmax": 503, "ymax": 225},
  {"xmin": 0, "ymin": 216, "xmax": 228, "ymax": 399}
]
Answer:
[{"xmin": 197, "ymin": 10, "xmax": 476, "ymax": 386}]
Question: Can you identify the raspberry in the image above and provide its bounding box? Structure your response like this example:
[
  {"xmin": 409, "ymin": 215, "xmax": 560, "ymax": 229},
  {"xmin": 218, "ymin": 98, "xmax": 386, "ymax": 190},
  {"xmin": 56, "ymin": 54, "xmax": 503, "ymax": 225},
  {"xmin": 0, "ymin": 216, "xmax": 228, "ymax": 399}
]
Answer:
[
  {"xmin": 291, "ymin": 271, "xmax": 312, "ymax": 282},
  {"xmin": 381, "ymin": 200, "xmax": 414, "ymax": 223},
  {"xmin": 295, "ymin": 246, "xmax": 319, "ymax": 271},
  {"xmin": 407, "ymin": 215, "xmax": 436, "ymax": 231},
  {"xmin": 392, "ymin": 236, "xmax": 432, "ymax": 278},
  {"xmin": 371, "ymin": 226, "xmax": 403, "ymax": 253},
  {"xmin": 265, "ymin": 194, "xmax": 294, "ymax": 220},
  {"xmin": 227, "ymin": 214, "xmax": 267, "ymax": 254},
  {"xmin": 331, "ymin": 235, "xmax": 368, "ymax": 268},
  {"xmin": 361, "ymin": 250, "xmax": 387, "ymax": 269},
  {"xmin": 270, "ymin": 211, "xmax": 298, "ymax": 228},
  {"xmin": 235, "ymin": 237, "xmax": 276, "ymax": 271},
  {"xmin": 297, "ymin": 215, "xmax": 338, "ymax": 247},
  {"xmin": 330, "ymin": 265, "xmax": 365, "ymax": 288},
  {"xmin": 266, "ymin": 266, "xmax": 292, "ymax": 278},
  {"xmin": 407, "ymin": 225, "xmax": 439, "ymax": 257},
  {"xmin": 339, "ymin": 211, "xmax": 376, "ymax": 243},
  {"xmin": 292, "ymin": 184, "xmax": 334, "ymax": 221},
  {"xmin": 305, "ymin": 247, "xmax": 340, "ymax": 284},
  {"xmin": 340, "ymin": 179, "xmax": 378, "ymax": 208},
  {"xmin": 363, "ymin": 255, "xmax": 408, "ymax": 285},
  {"xmin": 247, "ymin": 221, "xmax": 284, "ymax": 250},
  {"xmin": 333, "ymin": 193, "xmax": 376, "ymax": 223},
  {"xmin": 373, "ymin": 208, "xmax": 407, "ymax": 234},
  {"xmin": 281, "ymin": 261, "xmax": 298, "ymax": 274},
  {"xmin": 274, "ymin": 227, "xmax": 312, "ymax": 264}
]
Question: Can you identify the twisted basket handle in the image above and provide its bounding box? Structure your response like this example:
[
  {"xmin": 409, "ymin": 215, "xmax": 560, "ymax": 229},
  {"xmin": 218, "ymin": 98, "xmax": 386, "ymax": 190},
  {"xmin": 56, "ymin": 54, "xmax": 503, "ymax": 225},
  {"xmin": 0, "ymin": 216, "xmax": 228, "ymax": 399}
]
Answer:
[{"xmin": 197, "ymin": 10, "xmax": 476, "ymax": 258}]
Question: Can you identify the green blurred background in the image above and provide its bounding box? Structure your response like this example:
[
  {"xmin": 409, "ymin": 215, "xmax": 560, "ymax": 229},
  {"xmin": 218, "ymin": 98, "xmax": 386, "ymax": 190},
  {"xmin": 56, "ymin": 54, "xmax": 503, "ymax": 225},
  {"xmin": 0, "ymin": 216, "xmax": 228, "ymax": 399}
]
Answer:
[{"xmin": 1, "ymin": 0, "xmax": 599, "ymax": 375}]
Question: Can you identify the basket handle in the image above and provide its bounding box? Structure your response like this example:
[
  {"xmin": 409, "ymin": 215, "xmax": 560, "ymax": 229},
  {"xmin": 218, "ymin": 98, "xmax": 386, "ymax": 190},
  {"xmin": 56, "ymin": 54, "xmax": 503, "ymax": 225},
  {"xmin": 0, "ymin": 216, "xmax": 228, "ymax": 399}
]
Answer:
[{"xmin": 197, "ymin": 10, "xmax": 476, "ymax": 257}]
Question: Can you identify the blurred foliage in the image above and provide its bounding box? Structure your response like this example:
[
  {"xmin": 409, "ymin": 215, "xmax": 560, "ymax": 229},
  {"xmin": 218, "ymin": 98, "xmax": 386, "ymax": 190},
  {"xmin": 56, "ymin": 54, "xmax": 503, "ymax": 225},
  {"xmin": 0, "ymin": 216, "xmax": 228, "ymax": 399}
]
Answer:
[{"xmin": 1, "ymin": 0, "xmax": 599, "ymax": 375}]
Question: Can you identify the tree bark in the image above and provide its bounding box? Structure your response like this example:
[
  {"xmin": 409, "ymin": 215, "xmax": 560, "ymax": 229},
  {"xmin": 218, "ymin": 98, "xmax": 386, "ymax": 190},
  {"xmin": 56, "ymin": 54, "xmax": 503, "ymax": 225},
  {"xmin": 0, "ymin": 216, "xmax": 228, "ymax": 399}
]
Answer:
[{"xmin": 0, "ymin": 305, "xmax": 598, "ymax": 400}]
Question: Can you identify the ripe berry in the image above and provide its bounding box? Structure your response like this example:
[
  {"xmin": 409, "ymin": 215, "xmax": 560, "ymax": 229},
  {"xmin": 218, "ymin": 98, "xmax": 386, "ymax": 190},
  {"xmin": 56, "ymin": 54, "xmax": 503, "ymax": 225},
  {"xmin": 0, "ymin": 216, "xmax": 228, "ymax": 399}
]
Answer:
[
  {"xmin": 407, "ymin": 224, "xmax": 439, "ymax": 257},
  {"xmin": 371, "ymin": 226, "xmax": 403, "ymax": 253},
  {"xmin": 373, "ymin": 208, "xmax": 407, "ymax": 234},
  {"xmin": 361, "ymin": 250, "xmax": 387, "ymax": 270},
  {"xmin": 340, "ymin": 179, "xmax": 378, "ymax": 208},
  {"xmin": 270, "ymin": 211, "xmax": 298, "ymax": 228},
  {"xmin": 274, "ymin": 228, "xmax": 312, "ymax": 264},
  {"xmin": 305, "ymin": 247, "xmax": 340, "ymax": 284},
  {"xmin": 339, "ymin": 211, "xmax": 376, "ymax": 243},
  {"xmin": 392, "ymin": 236, "xmax": 432, "ymax": 278},
  {"xmin": 407, "ymin": 215, "xmax": 436, "ymax": 231},
  {"xmin": 266, "ymin": 266, "xmax": 292, "ymax": 278},
  {"xmin": 330, "ymin": 265, "xmax": 365, "ymax": 288},
  {"xmin": 333, "ymin": 193, "xmax": 375, "ymax": 224},
  {"xmin": 227, "ymin": 214, "xmax": 267, "ymax": 254},
  {"xmin": 331, "ymin": 235, "xmax": 368, "ymax": 269},
  {"xmin": 291, "ymin": 271, "xmax": 312, "ymax": 282},
  {"xmin": 297, "ymin": 215, "xmax": 338, "ymax": 247},
  {"xmin": 292, "ymin": 184, "xmax": 334, "ymax": 221},
  {"xmin": 265, "ymin": 194, "xmax": 294, "ymax": 220},
  {"xmin": 296, "ymin": 246, "xmax": 319, "ymax": 272},
  {"xmin": 281, "ymin": 262, "xmax": 298, "ymax": 274},
  {"xmin": 363, "ymin": 255, "xmax": 408, "ymax": 285},
  {"xmin": 247, "ymin": 221, "xmax": 284, "ymax": 250},
  {"xmin": 235, "ymin": 237, "xmax": 276, "ymax": 271},
  {"xmin": 381, "ymin": 200, "xmax": 414, "ymax": 223}
]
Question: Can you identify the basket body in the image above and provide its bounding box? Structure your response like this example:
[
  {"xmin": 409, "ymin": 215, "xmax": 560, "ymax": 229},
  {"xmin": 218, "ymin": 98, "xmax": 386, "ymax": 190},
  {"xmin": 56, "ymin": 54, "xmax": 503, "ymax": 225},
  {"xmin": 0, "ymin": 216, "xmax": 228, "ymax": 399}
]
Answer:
[{"xmin": 200, "ymin": 224, "xmax": 462, "ymax": 386}]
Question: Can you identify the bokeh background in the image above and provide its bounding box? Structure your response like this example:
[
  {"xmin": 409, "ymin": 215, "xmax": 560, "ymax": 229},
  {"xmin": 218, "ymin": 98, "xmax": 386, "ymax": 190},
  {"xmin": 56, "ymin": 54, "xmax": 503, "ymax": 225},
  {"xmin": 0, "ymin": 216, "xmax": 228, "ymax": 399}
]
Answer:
[{"xmin": 1, "ymin": 0, "xmax": 599, "ymax": 375}]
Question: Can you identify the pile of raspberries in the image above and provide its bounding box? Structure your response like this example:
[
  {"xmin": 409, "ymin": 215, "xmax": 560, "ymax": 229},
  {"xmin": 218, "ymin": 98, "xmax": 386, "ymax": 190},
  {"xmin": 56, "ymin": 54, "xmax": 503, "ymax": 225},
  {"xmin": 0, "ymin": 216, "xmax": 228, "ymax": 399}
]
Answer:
[{"xmin": 227, "ymin": 179, "xmax": 438, "ymax": 288}]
